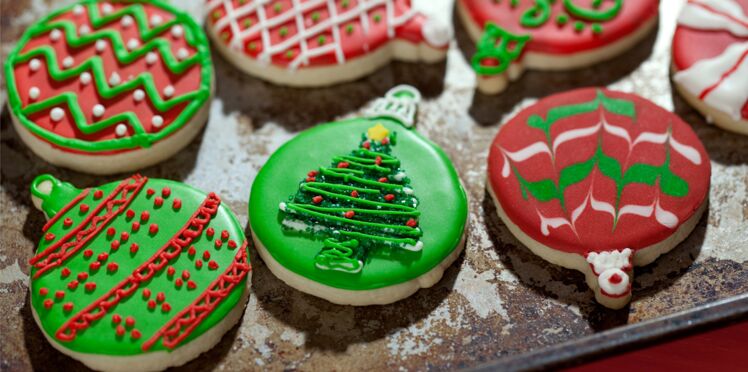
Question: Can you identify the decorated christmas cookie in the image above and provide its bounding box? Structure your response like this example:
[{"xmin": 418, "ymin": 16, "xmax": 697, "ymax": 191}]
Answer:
[
  {"xmin": 28, "ymin": 174, "xmax": 250, "ymax": 371},
  {"xmin": 206, "ymin": 0, "xmax": 451, "ymax": 87},
  {"xmin": 249, "ymin": 86, "xmax": 468, "ymax": 305},
  {"xmin": 672, "ymin": 0, "xmax": 748, "ymax": 135},
  {"xmin": 487, "ymin": 89, "xmax": 710, "ymax": 309},
  {"xmin": 5, "ymin": 1, "xmax": 214, "ymax": 174},
  {"xmin": 457, "ymin": 0, "xmax": 659, "ymax": 94}
]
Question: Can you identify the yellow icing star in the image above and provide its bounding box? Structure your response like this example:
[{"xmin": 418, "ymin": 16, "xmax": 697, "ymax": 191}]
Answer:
[{"xmin": 367, "ymin": 123, "xmax": 389, "ymax": 141}]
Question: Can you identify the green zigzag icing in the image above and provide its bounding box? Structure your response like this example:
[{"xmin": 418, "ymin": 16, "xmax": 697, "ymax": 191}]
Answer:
[{"xmin": 4, "ymin": 0, "xmax": 212, "ymax": 153}]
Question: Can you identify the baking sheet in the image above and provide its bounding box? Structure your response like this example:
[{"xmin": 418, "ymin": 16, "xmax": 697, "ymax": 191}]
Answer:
[{"xmin": 1, "ymin": 0, "xmax": 747, "ymax": 370}]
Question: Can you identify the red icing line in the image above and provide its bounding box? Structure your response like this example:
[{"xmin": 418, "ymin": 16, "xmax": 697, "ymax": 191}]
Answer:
[
  {"xmin": 54, "ymin": 192, "xmax": 221, "ymax": 342},
  {"xmin": 699, "ymin": 48, "xmax": 748, "ymax": 100},
  {"xmin": 30, "ymin": 175, "xmax": 147, "ymax": 278},
  {"xmin": 42, "ymin": 189, "xmax": 90, "ymax": 232},
  {"xmin": 693, "ymin": 2, "xmax": 748, "ymax": 30},
  {"xmin": 141, "ymin": 241, "xmax": 250, "ymax": 351}
]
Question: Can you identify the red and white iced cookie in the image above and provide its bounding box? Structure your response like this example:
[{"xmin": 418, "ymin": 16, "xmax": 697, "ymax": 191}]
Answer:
[
  {"xmin": 457, "ymin": 0, "xmax": 659, "ymax": 94},
  {"xmin": 4, "ymin": 0, "xmax": 214, "ymax": 174},
  {"xmin": 487, "ymin": 89, "xmax": 710, "ymax": 309},
  {"xmin": 206, "ymin": 0, "xmax": 450, "ymax": 86},
  {"xmin": 672, "ymin": 0, "xmax": 748, "ymax": 135}
]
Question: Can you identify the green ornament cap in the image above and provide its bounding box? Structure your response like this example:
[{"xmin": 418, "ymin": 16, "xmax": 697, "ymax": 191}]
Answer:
[
  {"xmin": 367, "ymin": 85, "xmax": 421, "ymax": 128},
  {"xmin": 30, "ymin": 174, "xmax": 81, "ymax": 219}
]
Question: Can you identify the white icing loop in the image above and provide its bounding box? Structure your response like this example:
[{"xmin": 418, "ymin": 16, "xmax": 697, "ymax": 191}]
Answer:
[
  {"xmin": 421, "ymin": 17, "xmax": 451, "ymax": 48},
  {"xmin": 598, "ymin": 268, "xmax": 630, "ymax": 296}
]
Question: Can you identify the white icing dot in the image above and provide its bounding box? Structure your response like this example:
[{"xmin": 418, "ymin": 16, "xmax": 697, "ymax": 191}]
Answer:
[
  {"xmin": 109, "ymin": 72, "xmax": 121, "ymax": 85},
  {"xmin": 279, "ymin": 202, "xmax": 287, "ymax": 212},
  {"xmin": 50, "ymin": 29, "xmax": 62, "ymax": 41},
  {"xmin": 50, "ymin": 107, "xmax": 65, "ymax": 122},
  {"xmin": 151, "ymin": 115, "xmax": 164, "ymax": 128},
  {"xmin": 145, "ymin": 52, "xmax": 158, "ymax": 65},
  {"xmin": 177, "ymin": 48, "xmax": 189, "ymax": 60},
  {"xmin": 95, "ymin": 39, "xmax": 107, "ymax": 52},
  {"xmin": 171, "ymin": 25, "xmax": 183, "ymax": 38},
  {"xmin": 79, "ymin": 25, "xmax": 90, "ymax": 35},
  {"xmin": 29, "ymin": 87, "xmax": 40, "ymax": 100},
  {"xmin": 80, "ymin": 72, "xmax": 92, "ymax": 85},
  {"xmin": 73, "ymin": 4, "xmax": 84, "ymax": 15},
  {"xmin": 127, "ymin": 38, "xmax": 140, "ymax": 51},
  {"xmin": 150, "ymin": 15, "xmax": 163, "ymax": 26},
  {"xmin": 121, "ymin": 15, "xmax": 133, "ymax": 27},
  {"xmin": 29, "ymin": 58, "xmax": 41, "ymax": 71},
  {"xmin": 115, "ymin": 123, "xmax": 127, "ymax": 136},
  {"xmin": 92, "ymin": 104, "xmax": 105, "ymax": 118},
  {"xmin": 163, "ymin": 85, "xmax": 174, "ymax": 97},
  {"xmin": 133, "ymin": 89, "xmax": 145, "ymax": 101},
  {"xmin": 62, "ymin": 56, "xmax": 74, "ymax": 68},
  {"xmin": 102, "ymin": 3, "xmax": 113, "ymax": 14}
]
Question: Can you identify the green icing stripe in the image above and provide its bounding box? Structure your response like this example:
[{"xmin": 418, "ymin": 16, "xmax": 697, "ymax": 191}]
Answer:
[{"xmin": 4, "ymin": 0, "xmax": 212, "ymax": 152}]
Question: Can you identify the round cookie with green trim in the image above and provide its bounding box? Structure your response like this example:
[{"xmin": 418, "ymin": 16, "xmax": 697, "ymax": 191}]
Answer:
[
  {"xmin": 5, "ymin": 0, "xmax": 213, "ymax": 174},
  {"xmin": 29, "ymin": 174, "xmax": 250, "ymax": 371},
  {"xmin": 249, "ymin": 85, "xmax": 468, "ymax": 305}
]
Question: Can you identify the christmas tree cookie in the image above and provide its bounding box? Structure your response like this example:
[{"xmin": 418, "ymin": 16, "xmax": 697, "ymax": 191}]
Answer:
[
  {"xmin": 249, "ymin": 85, "xmax": 468, "ymax": 305},
  {"xmin": 206, "ymin": 0, "xmax": 451, "ymax": 87},
  {"xmin": 457, "ymin": 0, "xmax": 659, "ymax": 94},
  {"xmin": 28, "ymin": 174, "xmax": 250, "ymax": 371},
  {"xmin": 672, "ymin": 0, "xmax": 748, "ymax": 135},
  {"xmin": 487, "ymin": 89, "xmax": 710, "ymax": 309},
  {"xmin": 5, "ymin": 1, "xmax": 214, "ymax": 174}
]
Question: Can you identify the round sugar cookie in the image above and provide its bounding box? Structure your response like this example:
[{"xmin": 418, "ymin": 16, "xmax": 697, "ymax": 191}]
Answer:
[
  {"xmin": 672, "ymin": 0, "xmax": 748, "ymax": 135},
  {"xmin": 457, "ymin": 0, "xmax": 659, "ymax": 94},
  {"xmin": 249, "ymin": 86, "xmax": 468, "ymax": 305},
  {"xmin": 206, "ymin": 0, "xmax": 451, "ymax": 87},
  {"xmin": 486, "ymin": 88, "xmax": 710, "ymax": 309},
  {"xmin": 5, "ymin": 1, "xmax": 214, "ymax": 174},
  {"xmin": 28, "ymin": 174, "xmax": 250, "ymax": 372}
]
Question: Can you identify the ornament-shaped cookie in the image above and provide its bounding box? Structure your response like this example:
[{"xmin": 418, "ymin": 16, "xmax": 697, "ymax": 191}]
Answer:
[
  {"xmin": 5, "ymin": 1, "xmax": 214, "ymax": 174},
  {"xmin": 206, "ymin": 0, "xmax": 451, "ymax": 86},
  {"xmin": 487, "ymin": 89, "xmax": 710, "ymax": 309},
  {"xmin": 29, "ymin": 175, "xmax": 250, "ymax": 371},
  {"xmin": 249, "ymin": 85, "xmax": 468, "ymax": 305},
  {"xmin": 672, "ymin": 0, "xmax": 748, "ymax": 135},
  {"xmin": 457, "ymin": 0, "xmax": 658, "ymax": 94}
]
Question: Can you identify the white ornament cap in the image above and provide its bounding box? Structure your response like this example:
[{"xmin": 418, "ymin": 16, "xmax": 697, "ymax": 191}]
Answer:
[
  {"xmin": 366, "ymin": 85, "xmax": 421, "ymax": 128},
  {"xmin": 421, "ymin": 17, "xmax": 452, "ymax": 48}
]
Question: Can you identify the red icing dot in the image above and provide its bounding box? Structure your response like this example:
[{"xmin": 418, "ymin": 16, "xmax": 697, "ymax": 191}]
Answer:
[
  {"xmin": 148, "ymin": 300, "xmax": 156, "ymax": 309},
  {"xmin": 77, "ymin": 272, "xmax": 88, "ymax": 281},
  {"xmin": 116, "ymin": 325, "xmax": 126, "ymax": 336},
  {"xmin": 85, "ymin": 282, "xmax": 96, "ymax": 291},
  {"xmin": 149, "ymin": 224, "xmax": 159, "ymax": 234},
  {"xmin": 202, "ymin": 251, "xmax": 211, "ymax": 260},
  {"xmin": 130, "ymin": 243, "xmax": 139, "ymax": 254},
  {"xmin": 375, "ymin": 156, "xmax": 382, "ymax": 165},
  {"xmin": 131, "ymin": 329, "xmax": 141, "ymax": 339},
  {"xmin": 351, "ymin": 190, "xmax": 359, "ymax": 197},
  {"xmin": 68, "ymin": 280, "xmax": 79, "ymax": 290},
  {"xmin": 381, "ymin": 137, "xmax": 390, "ymax": 145},
  {"xmin": 215, "ymin": 239, "xmax": 223, "ymax": 248},
  {"xmin": 79, "ymin": 204, "xmax": 89, "ymax": 213},
  {"xmin": 187, "ymin": 280, "xmax": 196, "ymax": 289},
  {"xmin": 344, "ymin": 210, "xmax": 355, "ymax": 219},
  {"xmin": 154, "ymin": 196, "xmax": 164, "ymax": 207},
  {"xmin": 39, "ymin": 287, "xmax": 48, "ymax": 296},
  {"xmin": 126, "ymin": 209, "xmax": 135, "ymax": 219},
  {"xmin": 111, "ymin": 240, "xmax": 120, "ymax": 250},
  {"xmin": 208, "ymin": 260, "xmax": 219, "ymax": 270},
  {"xmin": 175, "ymin": 278, "xmax": 184, "ymax": 288},
  {"xmin": 107, "ymin": 262, "xmax": 118, "ymax": 272},
  {"xmin": 93, "ymin": 190, "xmax": 103, "ymax": 199},
  {"xmin": 162, "ymin": 187, "xmax": 171, "ymax": 198},
  {"xmin": 172, "ymin": 199, "xmax": 182, "ymax": 210},
  {"xmin": 63, "ymin": 218, "xmax": 73, "ymax": 227},
  {"xmin": 609, "ymin": 273, "xmax": 623, "ymax": 284},
  {"xmin": 140, "ymin": 211, "xmax": 150, "ymax": 222},
  {"xmin": 167, "ymin": 266, "xmax": 176, "ymax": 277},
  {"xmin": 188, "ymin": 246, "xmax": 196, "ymax": 256},
  {"xmin": 131, "ymin": 222, "xmax": 140, "ymax": 232},
  {"xmin": 306, "ymin": 176, "xmax": 316, "ymax": 182},
  {"xmin": 120, "ymin": 231, "xmax": 129, "ymax": 241},
  {"xmin": 312, "ymin": 196, "xmax": 323, "ymax": 204},
  {"xmin": 378, "ymin": 177, "xmax": 388, "ymax": 183},
  {"xmin": 308, "ymin": 170, "xmax": 318, "ymax": 177},
  {"xmin": 83, "ymin": 249, "xmax": 93, "ymax": 258},
  {"xmin": 146, "ymin": 188, "xmax": 155, "ymax": 197},
  {"xmin": 195, "ymin": 260, "xmax": 203, "ymax": 269},
  {"xmin": 98, "ymin": 252, "xmax": 109, "ymax": 261},
  {"xmin": 384, "ymin": 194, "xmax": 395, "ymax": 201},
  {"xmin": 221, "ymin": 230, "xmax": 229, "ymax": 240},
  {"xmin": 125, "ymin": 316, "xmax": 135, "ymax": 327},
  {"xmin": 112, "ymin": 314, "xmax": 122, "ymax": 324},
  {"xmin": 161, "ymin": 303, "xmax": 171, "ymax": 312},
  {"xmin": 45, "ymin": 233, "xmax": 55, "ymax": 241},
  {"xmin": 63, "ymin": 302, "xmax": 74, "ymax": 312},
  {"xmin": 89, "ymin": 261, "xmax": 101, "ymax": 271},
  {"xmin": 107, "ymin": 227, "xmax": 116, "ymax": 237},
  {"xmin": 362, "ymin": 141, "xmax": 371, "ymax": 149},
  {"xmin": 43, "ymin": 299, "xmax": 53, "ymax": 309},
  {"xmin": 156, "ymin": 292, "xmax": 165, "ymax": 303},
  {"xmin": 337, "ymin": 162, "xmax": 349, "ymax": 168},
  {"xmin": 228, "ymin": 240, "xmax": 237, "ymax": 249},
  {"xmin": 61, "ymin": 268, "xmax": 71, "ymax": 278},
  {"xmin": 182, "ymin": 270, "xmax": 191, "ymax": 280},
  {"xmin": 206, "ymin": 228, "xmax": 215, "ymax": 238},
  {"xmin": 142, "ymin": 288, "xmax": 151, "ymax": 299}
]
